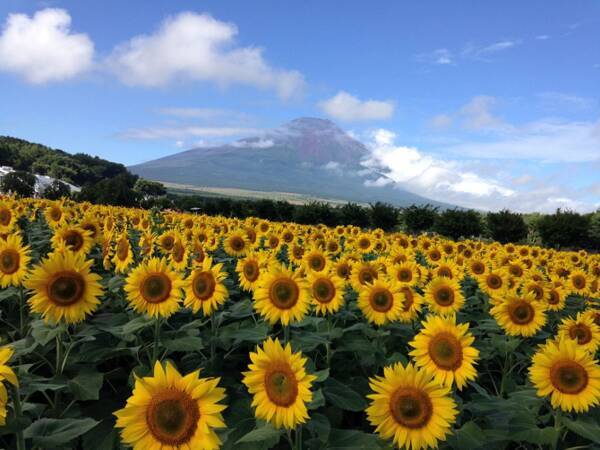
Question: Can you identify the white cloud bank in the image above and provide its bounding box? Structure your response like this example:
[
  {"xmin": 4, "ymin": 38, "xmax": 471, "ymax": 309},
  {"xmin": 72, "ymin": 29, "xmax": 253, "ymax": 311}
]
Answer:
[
  {"xmin": 107, "ymin": 12, "xmax": 304, "ymax": 99},
  {"xmin": 362, "ymin": 128, "xmax": 598, "ymax": 213},
  {"xmin": 319, "ymin": 91, "xmax": 395, "ymax": 122},
  {"xmin": 0, "ymin": 8, "xmax": 94, "ymax": 83}
]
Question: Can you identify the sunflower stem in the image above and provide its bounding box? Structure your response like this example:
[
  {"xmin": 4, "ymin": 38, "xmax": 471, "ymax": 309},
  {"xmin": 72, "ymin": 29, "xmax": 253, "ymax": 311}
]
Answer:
[
  {"xmin": 210, "ymin": 314, "xmax": 216, "ymax": 369},
  {"xmin": 18, "ymin": 286, "xmax": 27, "ymax": 338},
  {"xmin": 53, "ymin": 329, "xmax": 64, "ymax": 417},
  {"xmin": 152, "ymin": 318, "xmax": 161, "ymax": 364},
  {"xmin": 11, "ymin": 385, "xmax": 26, "ymax": 450},
  {"xmin": 283, "ymin": 325, "xmax": 290, "ymax": 345},
  {"xmin": 295, "ymin": 425, "xmax": 303, "ymax": 450}
]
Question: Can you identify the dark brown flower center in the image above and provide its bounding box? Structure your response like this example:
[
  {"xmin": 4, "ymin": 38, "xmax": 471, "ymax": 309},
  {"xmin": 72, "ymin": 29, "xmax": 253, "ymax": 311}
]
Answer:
[
  {"xmin": 486, "ymin": 274, "xmax": 502, "ymax": 289},
  {"xmin": 569, "ymin": 324, "xmax": 592, "ymax": 345},
  {"xmin": 471, "ymin": 262, "xmax": 485, "ymax": 275},
  {"xmin": 358, "ymin": 268, "xmax": 378, "ymax": 286},
  {"xmin": 116, "ymin": 238, "xmax": 129, "ymax": 261},
  {"xmin": 428, "ymin": 332, "xmax": 463, "ymax": 370},
  {"xmin": 572, "ymin": 275, "xmax": 586, "ymax": 290},
  {"xmin": 0, "ymin": 249, "xmax": 20, "ymax": 274},
  {"xmin": 192, "ymin": 272, "xmax": 216, "ymax": 301},
  {"xmin": 0, "ymin": 208, "xmax": 11, "ymax": 226},
  {"xmin": 269, "ymin": 278, "xmax": 299, "ymax": 310},
  {"xmin": 264, "ymin": 364, "xmax": 298, "ymax": 407},
  {"xmin": 508, "ymin": 301, "xmax": 534, "ymax": 325},
  {"xmin": 64, "ymin": 230, "xmax": 84, "ymax": 251},
  {"xmin": 229, "ymin": 236, "xmax": 245, "ymax": 251},
  {"xmin": 434, "ymin": 286, "xmax": 454, "ymax": 306},
  {"xmin": 550, "ymin": 361, "xmax": 588, "ymax": 394},
  {"xmin": 312, "ymin": 278, "xmax": 335, "ymax": 304},
  {"xmin": 141, "ymin": 273, "xmax": 172, "ymax": 304},
  {"xmin": 146, "ymin": 389, "xmax": 199, "ymax": 445},
  {"xmin": 397, "ymin": 269, "xmax": 412, "ymax": 283},
  {"xmin": 390, "ymin": 387, "xmax": 432, "ymax": 429},
  {"xmin": 47, "ymin": 271, "xmax": 85, "ymax": 306},
  {"xmin": 308, "ymin": 254, "xmax": 326, "ymax": 272},
  {"xmin": 370, "ymin": 288, "xmax": 394, "ymax": 312},
  {"xmin": 243, "ymin": 261, "xmax": 259, "ymax": 282}
]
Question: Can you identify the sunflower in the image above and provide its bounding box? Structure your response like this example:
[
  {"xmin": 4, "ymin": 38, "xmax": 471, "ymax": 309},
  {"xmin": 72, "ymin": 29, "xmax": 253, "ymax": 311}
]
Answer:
[
  {"xmin": 546, "ymin": 282, "xmax": 567, "ymax": 311},
  {"xmin": 25, "ymin": 251, "xmax": 103, "ymax": 324},
  {"xmin": 112, "ymin": 232, "xmax": 134, "ymax": 273},
  {"xmin": 366, "ymin": 362, "xmax": 458, "ymax": 450},
  {"xmin": 355, "ymin": 233, "xmax": 374, "ymax": 254},
  {"xmin": 236, "ymin": 252, "xmax": 268, "ymax": 292},
  {"xmin": 409, "ymin": 315, "xmax": 479, "ymax": 390},
  {"xmin": 0, "ymin": 233, "xmax": 31, "ymax": 288},
  {"xmin": 432, "ymin": 261, "xmax": 460, "ymax": 280},
  {"xmin": 158, "ymin": 231, "xmax": 177, "ymax": 255},
  {"xmin": 358, "ymin": 279, "xmax": 403, "ymax": 325},
  {"xmin": 114, "ymin": 361, "xmax": 226, "ymax": 450},
  {"xmin": 44, "ymin": 201, "xmax": 66, "ymax": 228},
  {"xmin": 529, "ymin": 338, "xmax": 600, "ymax": 412},
  {"xmin": 0, "ymin": 202, "xmax": 17, "ymax": 234},
  {"xmin": 51, "ymin": 225, "xmax": 94, "ymax": 256},
  {"xmin": 169, "ymin": 238, "xmax": 189, "ymax": 272},
  {"xmin": 184, "ymin": 257, "xmax": 228, "ymax": 316},
  {"xmin": 424, "ymin": 277, "xmax": 465, "ymax": 315},
  {"xmin": 390, "ymin": 262, "xmax": 420, "ymax": 286},
  {"xmin": 307, "ymin": 271, "xmax": 345, "ymax": 315},
  {"xmin": 490, "ymin": 292, "xmax": 547, "ymax": 337},
  {"xmin": 466, "ymin": 258, "xmax": 487, "ymax": 278},
  {"xmin": 566, "ymin": 269, "xmax": 591, "ymax": 296},
  {"xmin": 302, "ymin": 247, "xmax": 331, "ymax": 275},
  {"xmin": 349, "ymin": 261, "xmax": 381, "ymax": 291},
  {"xmin": 398, "ymin": 286, "xmax": 424, "ymax": 323},
  {"xmin": 124, "ymin": 257, "xmax": 185, "ymax": 318},
  {"xmin": 558, "ymin": 313, "xmax": 600, "ymax": 354},
  {"xmin": 0, "ymin": 346, "xmax": 18, "ymax": 426},
  {"xmin": 253, "ymin": 264, "xmax": 310, "ymax": 325},
  {"xmin": 242, "ymin": 338, "xmax": 315, "ymax": 429},
  {"xmin": 476, "ymin": 269, "xmax": 509, "ymax": 298},
  {"xmin": 223, "ymin": 230, "xmax": 249, "ymax": 257}
]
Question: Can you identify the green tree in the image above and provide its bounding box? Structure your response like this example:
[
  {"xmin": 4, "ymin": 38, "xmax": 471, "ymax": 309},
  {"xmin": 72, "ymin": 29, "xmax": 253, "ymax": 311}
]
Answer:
[
  {"xmin": 486, "ymin": 209, "xmax": 528, "ymax": 244},
  {"xmin": 0, "ymin": 170, "xmax": 36, "ymax": 197},
  {"xmin": 434, "ymin": 209, "xmax": 483, "ymax": 240},
  {"xmin": 536, "ymin": 209, "xmax": 590, "ymax": 249},
  {"xmin": 339, "ymin": 202, "xmax": 371, "ymax": 228},
  {"xmin": 369, "ymin": 202, "xmax": 398, "ymax": 231},
  {"xmin": 401, "ymin": 204, "xmax": 438, "ymax": 234},
  {"xmin": 41, "ymin": 179, "xmax": 71, "ymax": 200},
  {"xmin": 134, "ymin": 179, "xmax": 167, "ymax": 199},
  {"xmin": 77, "ymin": 173, "xmax": 139, "ymax": 207}
]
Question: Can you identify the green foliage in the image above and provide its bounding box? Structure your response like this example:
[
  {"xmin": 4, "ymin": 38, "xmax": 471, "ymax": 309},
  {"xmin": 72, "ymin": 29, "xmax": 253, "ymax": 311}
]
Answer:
[
  {"xmin": 0, "ymin": 170, "xmax": 36, "ymax": 197},
  {"xmin": 434, "ymin": 208, "xmax": 483, "ymax": 240},
  {"xmin": 76, "ymin": 173, "xmax": 140, "ymax": 207},
  {"xmin": 535, "ymin": 209, "xmax": 591, "ymax": 249},
  {"xmin": 133, "ymin": 178, "xmax": 166, "ymax": 198},
  {"xmin": 486, "ymin": 209, "xmax": 528, "ymax": 244},
  {"xmin": 41, "ymin": 179, "xmax": 71, "ymax": 200},
  {"xmin": 0, "ymin": 136, "xmax": 130, "ymax": 186},
  {"xmin": 339, "ymin": 202, "xmax": 371, "ymax": 228},
  {"xmin": 368, "ymin": 201, "xmax": 398, "ymax": 231},
  {"xmin": 401, "ymin": 204, "xmax": 439, "ymax": 233}
]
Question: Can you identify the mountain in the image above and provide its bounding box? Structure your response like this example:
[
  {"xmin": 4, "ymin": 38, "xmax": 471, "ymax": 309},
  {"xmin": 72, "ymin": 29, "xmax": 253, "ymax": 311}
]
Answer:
[{"xmin": 130, "ymin": 117, "xmax": 448, "ymax": 207}]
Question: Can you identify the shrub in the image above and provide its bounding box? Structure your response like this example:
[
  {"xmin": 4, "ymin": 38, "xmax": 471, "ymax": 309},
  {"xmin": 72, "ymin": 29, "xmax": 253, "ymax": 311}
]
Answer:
[
  {"xmin": 434, "ymin": 209, "xmax": 483, "ymax": 240},
  {"xmin": 41, "ymin": 179, "xmax": 71, "ymax": 200},
  {"xmin": 369, "ymin": 202, "xmax": 398, "ymax": 231},
  {"xmin": 401, "ymin": 204, "xmax": 438, "ymax": 234},
  {"xmin": 339, "ymin": 202, "xmax": 371, "ymax": 228},
  {"xmin": 535, "ymin": 209, "xmax": 590, "ymax": 249},
  {"xmin": 486, "ymin": 209, "xmax": 528, "ymax": 244},
  {"xmin": 0, "ymin": 170, "xmax": 36, "ymax": 197}
]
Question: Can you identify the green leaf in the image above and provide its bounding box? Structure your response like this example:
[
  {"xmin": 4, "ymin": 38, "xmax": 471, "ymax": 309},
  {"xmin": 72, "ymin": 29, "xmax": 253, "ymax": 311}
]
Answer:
[
  {"xmin": 306, "ymin": 413, "xmax": 331, "ymax": 443},
  {"xmin": 121, "ymin": 316, "xmax": 154, "ymax": 335},
  {"xmin": 31, "ymin": 320, "xmax": 62, "ymax": 346},
  {"xmin": 323, "ymin": 378, "xmax": 367, "ymax": 411},
  {"xmin": 0, "ymin": 286, "xmax": 18, "ymax": 301},
  {"xmin": 82, "ymin": 419, "xmax": 119, "ymax": 450},
  {"xmin": 314, "ymin": 368, "xmax": 329, "ymax": 383},
  {"xmin": 445, "ymin": 421, "xmax": 487, "ymax": 448},
  {"xmin": 24, "ymin": 418, "xmax": 99, "ymax": 447},
  {"xmin": 236, "ymin": 422, "xmax": 282, "ymax": 445},
  {"xmin": 561, "ymin": 415, "xmax": 600, "ymax": 444},
  {"xmin": 162, "ymin": 335, "xmax": 204, "ymax": 352},
  {"xmin": 68, "ymin": 367, "xmax": 104, "ymax": 401}
]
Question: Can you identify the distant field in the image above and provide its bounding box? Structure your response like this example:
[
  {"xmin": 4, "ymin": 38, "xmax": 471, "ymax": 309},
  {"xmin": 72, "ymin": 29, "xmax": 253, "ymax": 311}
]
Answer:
[{"xmin": 162, "ymin": 181, "xmax": 364, "ymax": 206}]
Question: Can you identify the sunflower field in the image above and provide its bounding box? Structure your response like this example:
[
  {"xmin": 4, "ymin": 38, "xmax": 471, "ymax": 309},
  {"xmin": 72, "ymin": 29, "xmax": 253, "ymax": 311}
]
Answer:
[{"xmin": 0, "ymin": 197, "xmax": 599, "ymax": 450}]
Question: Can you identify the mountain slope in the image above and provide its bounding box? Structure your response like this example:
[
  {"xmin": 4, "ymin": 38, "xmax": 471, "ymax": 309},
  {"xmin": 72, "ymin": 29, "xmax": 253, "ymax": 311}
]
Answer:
[{"xmin": 130, "ymin": 118, "xmax": 450, "ymax": 208}]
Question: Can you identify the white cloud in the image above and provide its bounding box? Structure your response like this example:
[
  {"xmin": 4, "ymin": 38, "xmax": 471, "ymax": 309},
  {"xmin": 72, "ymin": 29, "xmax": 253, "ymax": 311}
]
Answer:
[
  {"xmin": 120, "ymin": 125, "xmax": 260, "ymax": 140},
  {"xmin": 0, "ymin": 8, "xmax": 94, "ymax": 83},
  {"xmin": 231, "ymin": 138, "xmax": 274, "ymax": 148},
  {"xmin": 157, "ymin": 107, "xmax": 234, "ymax": 119},
  {"xmin": 318, "ymin": 91, "xmax": 395, "ymax": 122},
  {"xmin": 459, "ymin": 95, "xmax": 508, "ymax": 131},
  {"xmin": 446, "ymin": 118, "xmax": 600, "ymax": 162},
  {"xmin": 428, "ymin": 114, "xmax": 453, "ymax": 129},
  {"xmin": 416, "ymin": 48, "xmax": 453, "ymax": 65},
  {"xmin": 361, "ymin": 129, "xmax": 598, "ymax": 212},
  {"xmin": 535, "ymin": 35, "xmax": 550, "ymax": 40},
  {"xmin": 107, "ymin": 12, "xmax": 304, "ymax": 99},
  {"xmin": 537, "ymin": 92, "xmax": 596, "ymax": 111}
]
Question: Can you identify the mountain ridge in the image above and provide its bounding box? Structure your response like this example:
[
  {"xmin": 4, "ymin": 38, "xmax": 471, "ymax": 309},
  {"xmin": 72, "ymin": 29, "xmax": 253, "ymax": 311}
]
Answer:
[{"xmin": 129, "ymin": 117, "xmax": 453, "ymax": 208}]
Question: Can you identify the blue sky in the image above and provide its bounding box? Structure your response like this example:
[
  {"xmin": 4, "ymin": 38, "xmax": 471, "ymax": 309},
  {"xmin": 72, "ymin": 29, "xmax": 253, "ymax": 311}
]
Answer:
[{"xmin": 0, "ymin": 0, "xmax": 598, "ymax": 212}]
